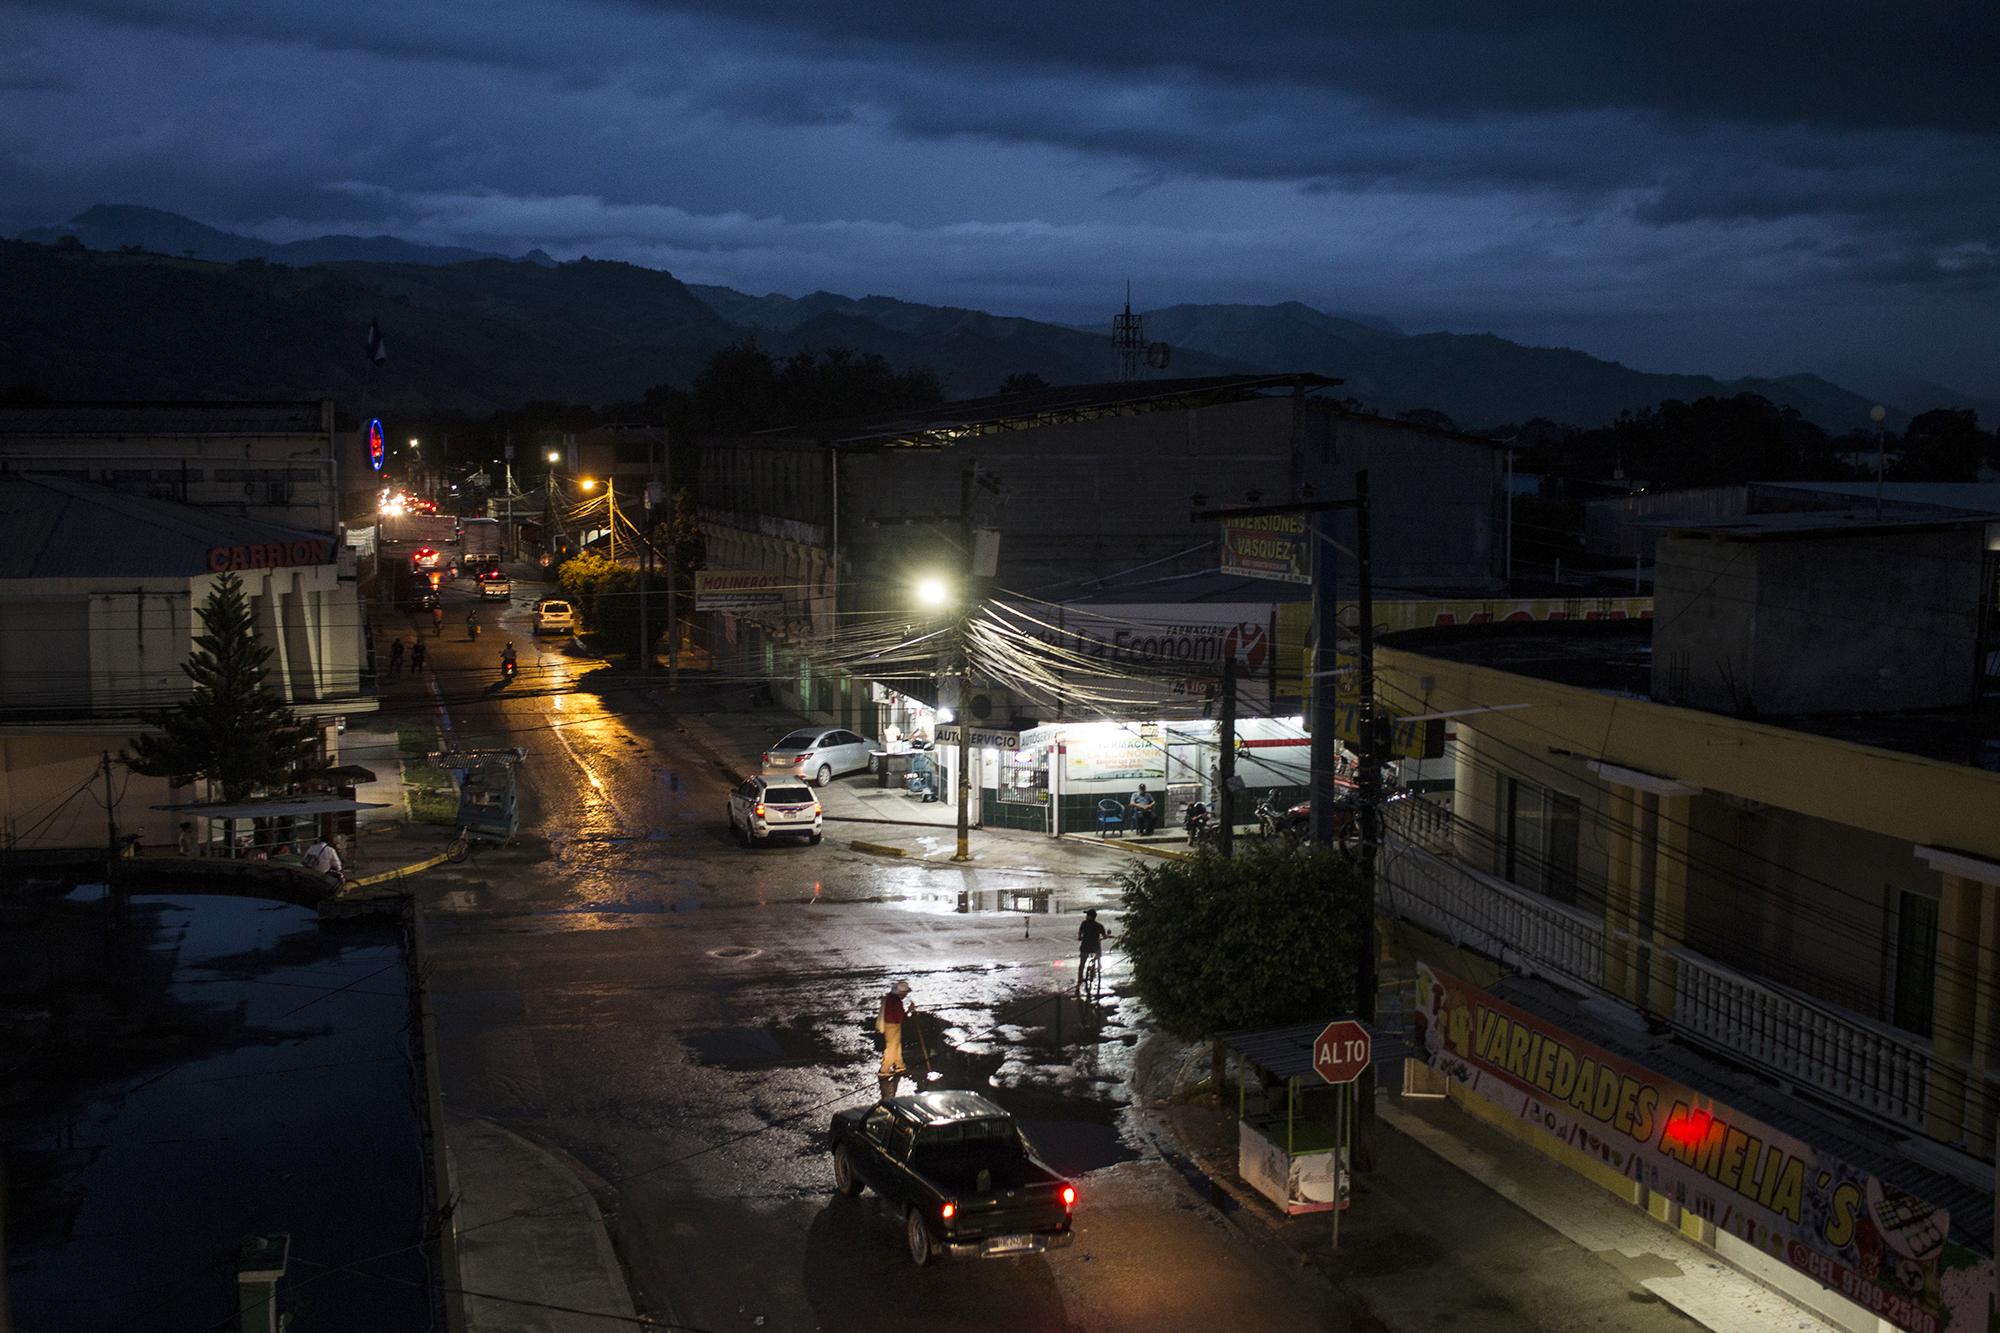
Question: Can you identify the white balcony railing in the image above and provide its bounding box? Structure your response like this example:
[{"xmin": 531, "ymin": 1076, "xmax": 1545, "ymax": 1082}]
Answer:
[
  {"xmin": 1381, "ymin": 837, "xmax": 1606, "ymax": 995},
  {"xmin": 1381, "ymin": 835, "xmax": 1938, "ymax": 1138},
  {"xmin": 1669, "ymin": 950, "xmax": 1932, "ymax": 1135}
]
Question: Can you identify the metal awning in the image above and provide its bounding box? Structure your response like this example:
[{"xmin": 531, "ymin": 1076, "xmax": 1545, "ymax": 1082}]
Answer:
[{"xmin": 151, "ymin": 797, "xmax": 392, "ymax": 819}]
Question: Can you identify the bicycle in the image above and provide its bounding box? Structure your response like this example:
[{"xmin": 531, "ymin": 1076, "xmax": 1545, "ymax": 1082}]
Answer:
[{"xmin": 1076, "ymin": 949, "xmax": 1103, "ymax": 999}]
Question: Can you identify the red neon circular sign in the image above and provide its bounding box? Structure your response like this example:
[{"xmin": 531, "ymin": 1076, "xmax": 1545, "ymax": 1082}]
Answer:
[{"xmin": 367, "ymin": 418, "xmax": 385, "ymax": 472}]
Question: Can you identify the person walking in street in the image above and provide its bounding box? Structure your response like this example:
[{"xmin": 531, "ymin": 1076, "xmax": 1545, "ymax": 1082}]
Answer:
[
  {"xmin": 877, "ymin": 979, "xmax": 914, "ymax": 1102},
  {"xmin": 410, "ymin": 639, "xmax": 427, "ymax": 674},
  {"xmin": 388, "ymin": 636, "xmax": 405, "ymax": 677},
  {"xmin": 1129, "ymin": 783, "xmax": 1158, "ymax": 835},
  {"xmin": 176, "ymin": 821, "xmax": 197, "ymax": 857},
  {"xmin": 431, "ymin": 603, "xmax": 445, "ymax": 637}
]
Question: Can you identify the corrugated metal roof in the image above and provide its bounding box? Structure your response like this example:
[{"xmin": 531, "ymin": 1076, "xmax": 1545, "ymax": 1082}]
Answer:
[
  {"xmin": 1488, "ymin": 974, "xmax": 1992, "ymax": 1253},
  {"xmin": 0, "ymin": 401, "xmax": 328, "ymax": 438},
  {"xmin": 0, "ymin": 475, "xmax": 334, "ymax": 579},
  {"xmin": 745, "ymin": 374, "xmax": 1343, "ymax": 450}
]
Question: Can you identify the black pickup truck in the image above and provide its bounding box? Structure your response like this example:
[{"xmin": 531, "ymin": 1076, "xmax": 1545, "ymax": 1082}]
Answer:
[{"xmin": 829, "ymin": 1090, "xmax": 1077, "ymax": 1265}]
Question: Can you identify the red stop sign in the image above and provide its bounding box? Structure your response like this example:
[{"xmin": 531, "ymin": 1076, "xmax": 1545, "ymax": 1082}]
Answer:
[{"xmin": 1314, "ymin": 1020, "xmax": 1371, "ymax": 1085}]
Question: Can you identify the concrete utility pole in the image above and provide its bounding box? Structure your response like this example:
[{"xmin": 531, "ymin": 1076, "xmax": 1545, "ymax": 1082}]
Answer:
[
  {"xmin": 664, "ymin": 424, "xmax": 680, "ymax": 689},
  {"xmin": 952, "ymin": 461, "xmax": 976, "ymax": 863},
  {"xmin": 1351, "ymin": 470, "xmax": 1383, "ymax": 1146},
  {"xmin": 1217, "ymin": 653, "xmax": 1237, "ymax": 857},
  {"xmin": 101, "ymin": 751, "xmax": 117, "ymax": 857}
]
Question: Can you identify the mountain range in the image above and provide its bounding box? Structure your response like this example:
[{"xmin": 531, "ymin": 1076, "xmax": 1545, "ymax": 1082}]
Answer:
[{"xmin": 9, "ymin": 205, "xmax": 1996, "ymax": 431}]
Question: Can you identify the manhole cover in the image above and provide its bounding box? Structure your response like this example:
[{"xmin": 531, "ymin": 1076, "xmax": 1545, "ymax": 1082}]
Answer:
[{"xmin": 706, "ymin": 945, "xmax": 763, "ymax": 960}]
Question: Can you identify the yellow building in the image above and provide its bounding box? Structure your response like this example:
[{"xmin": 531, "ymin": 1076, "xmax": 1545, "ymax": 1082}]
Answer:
[{"xmin": 1379, "ymin": 512, "xmax": 2000, "ymax": 1333}]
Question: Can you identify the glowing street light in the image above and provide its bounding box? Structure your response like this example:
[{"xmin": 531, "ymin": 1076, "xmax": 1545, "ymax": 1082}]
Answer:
[
  {"xmin": 915, "ymin": 576, "xmax": 950, "ymax": 609},
  {"xmin": 579, "ymin": 478, "xmax": 598, "ymax": 491},
  {"xmin": 547, "ymin": 450, "xmax": 562, "ymax": 464}
]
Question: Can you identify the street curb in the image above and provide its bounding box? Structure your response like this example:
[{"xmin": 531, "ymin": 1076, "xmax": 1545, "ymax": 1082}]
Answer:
[
  {"xmin": 1061, "ymin": 832, "xmax": 1192, "ymax": 862},
  {"xmin": 850, "ymin": 840, "xmax": 907, "ymax": 858},
  {"xmin": 350, "ymin": 848, "xmax": 451, "ymax": 888},
  {"xmin": 409, "ymin": 902, "xmax": 469, "ymax": 1333}
]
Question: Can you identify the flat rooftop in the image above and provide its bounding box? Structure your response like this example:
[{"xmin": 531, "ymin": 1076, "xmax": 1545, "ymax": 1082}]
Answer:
[{"xmin": 1383, "ymin": 619, "xmax": 2000, "ymax": 774}]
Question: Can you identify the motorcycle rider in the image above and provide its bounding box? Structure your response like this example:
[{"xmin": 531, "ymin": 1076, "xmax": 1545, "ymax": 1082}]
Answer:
[
  {"xmin": 1184, "ymin": 798, "xmax": 1213, "ymax": 843},
  {"xmin": 466, "ymin": 610, "xmax": 481, "ymax": 639},
  {"xmin": 500, "ymin": 641, "xmax": 517, "ymax": 678}
]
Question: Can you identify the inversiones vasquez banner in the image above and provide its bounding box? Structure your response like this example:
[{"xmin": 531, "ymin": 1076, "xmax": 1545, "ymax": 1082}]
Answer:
[
  {"xmin": 1220, "ymin": 512, "xmax": 1310, "ymax": 584},
  {"xmin": 1414, "ymin": 963, "xmax": 1994, "ymax": 1333}
]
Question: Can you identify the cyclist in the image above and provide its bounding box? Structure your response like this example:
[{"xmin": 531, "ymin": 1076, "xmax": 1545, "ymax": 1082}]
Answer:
[{"xmin": 1077, "ymin": 909, "xmax": 1112, "ymax": 988}]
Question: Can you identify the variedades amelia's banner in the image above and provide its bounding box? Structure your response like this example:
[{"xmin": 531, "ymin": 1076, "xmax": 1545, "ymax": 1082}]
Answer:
[{"xmin": 1415, "ymin": 963, "xmax": 1994, "ymax": 1333}]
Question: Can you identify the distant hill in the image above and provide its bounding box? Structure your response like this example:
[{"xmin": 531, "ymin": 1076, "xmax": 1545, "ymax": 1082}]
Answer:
[
  {"xmin": 4, "ymin": 205, "xmax": 1983, "ymax": 430},
  {"xmin": 19, "ymin": 204, "xmax": 512, "ymax": 267}
]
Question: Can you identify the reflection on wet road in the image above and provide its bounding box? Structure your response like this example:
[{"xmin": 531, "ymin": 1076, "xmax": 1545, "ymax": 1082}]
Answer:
[{"xmin": 419, "ymin": 587, "xmax": 1335, "ymax": 1331}]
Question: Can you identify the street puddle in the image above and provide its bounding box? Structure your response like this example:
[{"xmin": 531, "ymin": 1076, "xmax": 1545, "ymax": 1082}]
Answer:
[{"xmin": 683, "ymin": 1015, "xmax": 852, "ymax": 1069}]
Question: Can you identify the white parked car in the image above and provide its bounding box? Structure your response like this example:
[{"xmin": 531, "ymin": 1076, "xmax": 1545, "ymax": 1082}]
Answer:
[
  {"xmin": 759, "ymin": 728, "xmax": 876, "ymax": 787},
  {"xmin": 534, "ymin": 599, "xmax": 575, "ymax": 635},
  {"xmin": 727, "ymin": 775, "xmax": 823, "ymax": 847}
]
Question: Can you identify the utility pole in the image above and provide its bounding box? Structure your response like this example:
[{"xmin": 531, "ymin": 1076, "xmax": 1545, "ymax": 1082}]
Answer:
[
  {"xmin": 1351, "ymin": 470, "xmax": 1382, "ymax": 1145},
  {"xmin": 607, "ymin": 477, "xmax": 617, "ymax": 563},
  {"xmin": 503, "ymin": 433, "xmax": 516, "ymax": 562},
  {"xmin": 663, "ymin": 421, "xmax": 680, "ymax": 689},
  {"xmin": 101, "ymin": 751, "xmax": 117, "ymax": 857},
  {"xmin": 952, "ymin": 461, "xmax": 976, "ymax": 863},
  {"xmin": 637, "ymin": 470, "xmax": 649, "ymax": 673},
  {"xmin": 1217, "ymin": 653, "xmax": 1237, "ymax": 857}
]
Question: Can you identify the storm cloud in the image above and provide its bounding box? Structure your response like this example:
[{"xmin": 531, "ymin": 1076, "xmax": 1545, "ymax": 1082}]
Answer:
[{"xmin": 2, "ymin": 0, "xmax": 1995, "ymax": 396}]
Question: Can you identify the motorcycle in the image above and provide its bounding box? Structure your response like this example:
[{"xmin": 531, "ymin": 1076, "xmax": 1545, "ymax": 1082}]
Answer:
[
  {"xmin": 500, "ymin": 655, "xmax": 516, "ymax": 683},
  {"xmin": 1183, "ymin": 801, "xmax": 1217, "ymax": 846},
  {"xmin": 1256, "ymin": 793, "xmax": 1312, "ymax": 842}
]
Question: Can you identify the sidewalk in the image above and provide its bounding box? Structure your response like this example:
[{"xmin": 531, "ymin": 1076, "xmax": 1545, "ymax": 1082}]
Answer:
[
  {"xmin": 609, "ymin": 672, "xmax": 1149, "ymax": 879},
  {"xmin": 337, "ymin": 611, "xmax": 463, "ymax": 883},
  {"xmin": 1150, "ymin": 1051, "xmax": 1839, "ymax": 1333}
]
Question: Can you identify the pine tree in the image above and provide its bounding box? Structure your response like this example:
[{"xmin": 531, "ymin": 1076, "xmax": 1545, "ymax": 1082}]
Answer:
[{"xmin": 126, "ymin": 573, "xmax": 321, "ymax": 801}]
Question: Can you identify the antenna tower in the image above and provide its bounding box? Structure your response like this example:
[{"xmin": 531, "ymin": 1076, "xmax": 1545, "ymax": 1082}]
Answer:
[{"xmin": 1112, "ymin": 282, "xmax": 1144, "ymax": 381}]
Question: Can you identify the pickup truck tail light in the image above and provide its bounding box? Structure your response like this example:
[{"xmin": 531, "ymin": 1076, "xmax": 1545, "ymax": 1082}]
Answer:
[
  {"xmin": 940, "ymin": 1201, "xmax": 956, "ymax": 1220},
  {"xmin": 1060, "ymin": 1185, "xmax": 1076, "ymax": 1209}
]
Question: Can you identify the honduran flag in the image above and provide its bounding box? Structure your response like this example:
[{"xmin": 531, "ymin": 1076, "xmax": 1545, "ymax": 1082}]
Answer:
[{"xmin": 365, "ymin": 318, "xmax": 386, "ymax": 367}]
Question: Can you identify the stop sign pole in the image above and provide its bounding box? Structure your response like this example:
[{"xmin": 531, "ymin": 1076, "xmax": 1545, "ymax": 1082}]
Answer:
[{"xmin": 1313, "ymin": 1020, "xmax": 1371, "ymax": 1249}]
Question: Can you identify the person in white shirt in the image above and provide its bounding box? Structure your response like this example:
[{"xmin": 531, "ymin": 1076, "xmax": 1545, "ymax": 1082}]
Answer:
[{"xmin": 302, "ymin": 838, "xmax": 344, "ymax": 884}]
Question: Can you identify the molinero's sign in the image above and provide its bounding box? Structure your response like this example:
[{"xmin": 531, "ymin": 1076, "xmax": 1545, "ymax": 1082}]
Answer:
[
  {"xmin": 207, "ymin": 540, "xmax": 331, "ymax": 572},
  {"xmin": 1416, "ymin": 963, "xmax": 1992, "ymax": 1333}
]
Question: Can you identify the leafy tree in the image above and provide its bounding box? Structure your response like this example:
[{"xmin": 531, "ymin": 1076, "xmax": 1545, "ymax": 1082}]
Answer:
[
  {"xmin": 126, "ymin": 573, "xmax": 321, "ymax": 801},
  {"xmin": 557, "ymin": 551, "xmax": 664, "ymax": 658},
  {"xmin": 1119, "ymin": 841, "xmax": 1364, "ymax": 1093},
  {"xmin": 646, "ymin": 485, "xmax": 707, "ymax": 592},
  {"xmin": 1893, "ymin": 408, "xmax": 1986, "ymax": 482},
  {"xmin": 1000, "ymin": 371, "xmax": 1049, "ymax": 394}
]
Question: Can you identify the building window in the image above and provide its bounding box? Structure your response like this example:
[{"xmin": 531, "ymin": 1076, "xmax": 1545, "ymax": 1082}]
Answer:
[
  {"xmin": 1892, "ymin": 890, "xmax": 1938, "ymax": 1036},
  {"xmin": 1504, "ymin": 777, "xmax": 1581, "ymax": 906}
]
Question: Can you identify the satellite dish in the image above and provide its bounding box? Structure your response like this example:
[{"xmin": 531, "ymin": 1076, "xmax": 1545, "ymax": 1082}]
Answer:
[{"xmin": 1145, "ymin": 341, "xmax": 1171, "ymax": 370}]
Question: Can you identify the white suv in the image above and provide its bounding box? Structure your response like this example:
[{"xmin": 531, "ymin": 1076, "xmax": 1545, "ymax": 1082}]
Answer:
[
  {"xmin": 534, "ymin": 599, "xmax": 575, "ymax": 635},
  {"xmin": 727, "ymin": 776, "xmax": 823, "ymax": 848}
]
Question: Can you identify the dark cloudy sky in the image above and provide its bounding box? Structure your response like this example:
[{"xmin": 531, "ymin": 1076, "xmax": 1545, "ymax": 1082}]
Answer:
[{"xmin": 3, "ymin": 2, "xmax": 1996, "ymax": 398}]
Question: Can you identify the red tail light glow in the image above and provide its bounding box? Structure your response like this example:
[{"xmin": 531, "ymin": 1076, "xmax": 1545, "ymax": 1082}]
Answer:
[
  {"xmin": 1060, "ymin": 1185, "xmax": 1076, "ymax": 1209},
  {"xmin": 940, "ymin": 1201, "xmax": 956, "ymax": 1220},
  {"xmin": 753, "ymin": 802, "xmax": 766, "ymax": 817},
  {"xmin": 794, "ymin": 753, "xmax": 809, "ymax": 765}
]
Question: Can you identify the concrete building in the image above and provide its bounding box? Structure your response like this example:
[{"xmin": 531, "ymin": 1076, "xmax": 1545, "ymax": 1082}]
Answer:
[
  {"xmin": 0, "ymin": 475, "xmax": 373, "ymax": 850},
  {"xmin": 1377, "ymin": 512, "xmax": 2000, "ymax": 1332},
  {"xmin": 698, "ymin": 375, "xmax": 1509, "ymax": 728},
  {"xmin": 0, "ymin": 401, "xmax": 344, "ymax": 534}
]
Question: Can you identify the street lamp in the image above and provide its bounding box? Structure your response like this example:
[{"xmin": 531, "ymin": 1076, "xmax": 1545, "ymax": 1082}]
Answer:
[
  {"xmin": 579, "ymin": 478, "xmax": 598, "ymax": 491},
  {"xmin": 914, "ymin": 571, "xmax": 972, "ymax": 861}
]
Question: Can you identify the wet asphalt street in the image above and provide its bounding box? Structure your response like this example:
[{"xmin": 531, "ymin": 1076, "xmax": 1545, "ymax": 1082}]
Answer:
[{"xmin": 414, "ymin": 585, "xmax": 1348, "ymax": 1332}]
